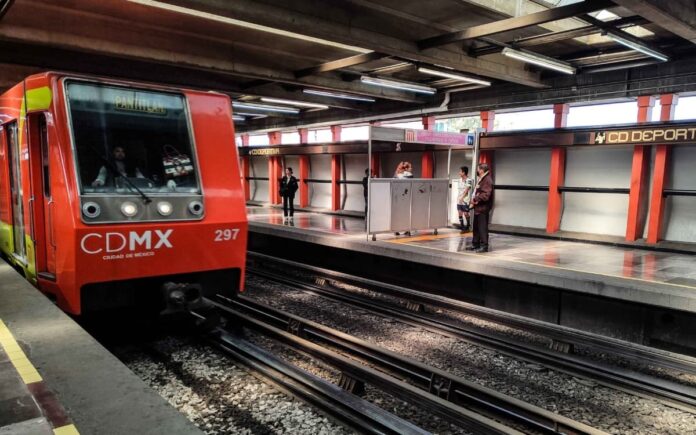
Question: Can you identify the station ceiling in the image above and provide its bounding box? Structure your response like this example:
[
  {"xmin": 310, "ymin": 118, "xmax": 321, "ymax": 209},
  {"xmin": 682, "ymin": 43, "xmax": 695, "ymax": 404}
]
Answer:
[{"xmin": 0, "ymin": 0, "xmax": 695, "ymax": 132}]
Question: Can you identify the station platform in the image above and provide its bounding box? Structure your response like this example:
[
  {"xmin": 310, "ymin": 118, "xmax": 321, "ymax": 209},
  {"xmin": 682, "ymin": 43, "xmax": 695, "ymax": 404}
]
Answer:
[
  {"xmin": 247, "ymin": 207, "xmax": 696, "ymax": 351},
  {"xmin": 0, "ymin": 260, "xmax": 202, "ymax": 435}
]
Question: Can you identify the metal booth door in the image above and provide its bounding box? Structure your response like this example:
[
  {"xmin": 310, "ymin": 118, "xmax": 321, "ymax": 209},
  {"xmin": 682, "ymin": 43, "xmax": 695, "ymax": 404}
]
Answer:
[{"xmin": 6, "ymin": 122, "xmax": 26, "ymax": 262}]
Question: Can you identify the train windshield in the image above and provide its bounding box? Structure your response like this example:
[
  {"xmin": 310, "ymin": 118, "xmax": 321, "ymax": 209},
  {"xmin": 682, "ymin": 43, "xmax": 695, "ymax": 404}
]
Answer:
[{"xmin": 66, "ymin": 81, "xmax": 200, "ymax": 195}]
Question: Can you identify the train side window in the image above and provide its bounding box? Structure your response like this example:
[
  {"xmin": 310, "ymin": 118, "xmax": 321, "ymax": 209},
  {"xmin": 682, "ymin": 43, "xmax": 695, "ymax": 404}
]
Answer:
[{"xmin": 39, "ymin": 115, "xmax": 50, "ymax": 197}]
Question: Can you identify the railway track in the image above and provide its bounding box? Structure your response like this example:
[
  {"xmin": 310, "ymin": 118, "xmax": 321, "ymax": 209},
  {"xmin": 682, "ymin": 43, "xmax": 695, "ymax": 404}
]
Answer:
[
  {"xmin": 206, "ymin": 329, "xmax": 429, "ymax": 435},
  {"xmin": 246, "ymin": 252, "xmax": 696, "ymax": 412},
  {"xmin": 208, "ymin": 295, "xmax": 606, "ymax": 435}
]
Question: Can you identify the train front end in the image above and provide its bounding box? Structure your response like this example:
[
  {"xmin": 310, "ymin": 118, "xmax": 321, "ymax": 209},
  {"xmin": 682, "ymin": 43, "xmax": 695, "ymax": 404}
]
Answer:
[{"xmin": 57, "ymin": 77, "xmax": 247, "ymax": 314}]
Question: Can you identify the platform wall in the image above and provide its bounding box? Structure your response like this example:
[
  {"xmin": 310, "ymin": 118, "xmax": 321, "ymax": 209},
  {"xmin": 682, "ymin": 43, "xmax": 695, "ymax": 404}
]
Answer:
[
  {"xmin": 343, "ymin": 154, "xmax": 368, "ymax": 212},
  {"xmin": 560, "ymin": 145, "xmax": 633, "ymax": 236},
  {"xmin": 663, "ymin": 145, "xmax": 696, "ymax": 242},
  {"xmin": 249, "ymin": 156, "xmax": 269, "ymax": 202},
  {"xmin": 309, "ymin": 154, "xmax": 332, "ymax": 209},
  {"xmin": 492, "ymin": 148, "xmax": 550, "ymax": 229}
]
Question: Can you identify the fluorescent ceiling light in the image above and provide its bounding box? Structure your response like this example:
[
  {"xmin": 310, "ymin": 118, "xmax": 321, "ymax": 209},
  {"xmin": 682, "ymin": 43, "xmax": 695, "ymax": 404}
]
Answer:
[
  {"xmin": 127, "ymin": 0, "xmax": 371, "ymax": 54},
  {"xmin": 232, "ymin": 102, "xmax": 299, "ymax": 114},
  {"xmin": 502, "ymin": 47, "xmax": 576, "ymax": 75},
  {"xmin": 607, "ymin": 33, "xmax": 669, "ymax": 62},
  {"xmin": 302, "ymin": 89, "xmax": 376, "ymax": 102},
  {"xmin": 360, "ymin": 76, "xmax": 436, "ymax": 95},
  {"xmin": 232, "ymin": 115, "xmax": 246, "ymax": 122},
  {"xmin": 260, "ymin": 97, "xmax": 329, "ymax": 110},
  {"xmin": 417, "ymin": 67, "xmax": 491, "ymax": 86}
]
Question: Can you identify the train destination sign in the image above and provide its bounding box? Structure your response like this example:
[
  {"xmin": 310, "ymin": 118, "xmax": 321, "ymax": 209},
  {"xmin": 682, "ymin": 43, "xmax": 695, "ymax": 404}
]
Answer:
[{"xmin": 594, "ymin": 126, "xmax": 696, "ymax": 145}]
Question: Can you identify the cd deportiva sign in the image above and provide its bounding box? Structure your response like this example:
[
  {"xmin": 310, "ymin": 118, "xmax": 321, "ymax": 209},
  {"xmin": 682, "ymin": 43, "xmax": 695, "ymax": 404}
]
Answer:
[{"xmin": 594, "ymin": 127, "xmax": 696, "ymax": 145}]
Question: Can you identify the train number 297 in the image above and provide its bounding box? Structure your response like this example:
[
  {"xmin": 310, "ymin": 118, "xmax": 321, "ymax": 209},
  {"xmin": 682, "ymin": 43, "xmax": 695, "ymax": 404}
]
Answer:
[{"xmin": 214, "ymin": 228, "xmax": 240, "ymax": 242}]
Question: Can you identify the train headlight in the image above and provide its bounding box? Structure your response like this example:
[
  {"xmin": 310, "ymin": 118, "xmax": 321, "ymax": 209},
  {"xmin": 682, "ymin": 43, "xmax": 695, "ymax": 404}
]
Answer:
[
  {"xmin": 121, "ymin": 201, "xmax": 138, "ymax": 217},
  {"xmin": 82, "ymin": 202, "xmax": 101, "ymax": 219},
  {"xmin": 188, "ymin": 200, "xmax": 204, "ymax": 216},
  {"xmin": 157, "ymin": 201, "xmax": 173, "ymax": 216}
]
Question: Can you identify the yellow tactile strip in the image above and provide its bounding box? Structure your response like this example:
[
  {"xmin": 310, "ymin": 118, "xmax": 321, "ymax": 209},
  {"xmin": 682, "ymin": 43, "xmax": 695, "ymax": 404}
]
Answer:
[
  {"xmin": 0, "ymin": 319, "xmax": 42, "ymax": 384},
  {"xmin": 0, "ymin": 319, "xmax": 80, "ymax": 435},
  {"xmin": 389, "ymin": 231, "xmax": 470, "ymax": 244}
]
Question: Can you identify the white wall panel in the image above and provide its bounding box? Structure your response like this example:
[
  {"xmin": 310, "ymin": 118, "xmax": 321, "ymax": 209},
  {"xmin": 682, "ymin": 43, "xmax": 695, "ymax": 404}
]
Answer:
[
  {"xmin": 309, "ymin": 154, "xmax": 332, "ymax": 209},
  {"xmin": 343, "ymin": 154, "xmax": 368, "ymax": 212},
  {"xmin": 560, "ymin": 145, "xmax": 632, "ymax": 236},
  {"xmin": 663, "ymin": 146, "xmax": 696, "ymax": 242},
  {"xmin": 491, "ymin": 148, "xmax": 550, "ymax": 229},
  {"xmin": 249, "ymin": 156, "xmax": 268, "ymax": 202}
]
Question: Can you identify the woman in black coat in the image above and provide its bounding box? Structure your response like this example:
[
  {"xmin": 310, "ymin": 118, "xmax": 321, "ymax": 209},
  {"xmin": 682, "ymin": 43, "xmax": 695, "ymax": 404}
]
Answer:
[{"xmin": 279, "ymin": 167, "xmax": 299, "ymax": 222}]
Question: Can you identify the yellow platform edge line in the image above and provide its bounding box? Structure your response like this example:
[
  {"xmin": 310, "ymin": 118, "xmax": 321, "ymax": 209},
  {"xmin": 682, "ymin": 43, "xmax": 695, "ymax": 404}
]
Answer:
[
  {"xmin": 0, "ymin": 319, "xmax": 43, "ymax": 383},
  {"xmin": 54, "ymin": 424, "xmax": 80, "ymax": 435},
  {"xmin": 389, "ymin": 231, "xmax": 470, "ymax": 244}
]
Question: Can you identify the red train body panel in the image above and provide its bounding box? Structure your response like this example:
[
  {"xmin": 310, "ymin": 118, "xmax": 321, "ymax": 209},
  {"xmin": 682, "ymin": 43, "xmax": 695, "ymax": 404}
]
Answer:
[{"xmin": 0, "ymin": 72, "xmax": 247, "ymax": 314}]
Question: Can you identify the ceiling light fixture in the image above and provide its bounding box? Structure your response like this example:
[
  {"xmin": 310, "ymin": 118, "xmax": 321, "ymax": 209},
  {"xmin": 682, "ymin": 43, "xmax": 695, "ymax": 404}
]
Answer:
[
  {"xmin": 501, "ymin": 47, "xmax": 576, "ymax": 75},
  {"xmin": 232, "ymin": 102, "xmax": 300, "ymax": 114},
  {"xmin": 260, "ymin": 97, "xmax": 329, "ymax": 110},
  {"xmin": 606, "ymin": 33, "xmax": 669, "ymax": 62},
  {"xmin": 302, "ymin": 89, "xmax": 376, "ymax": 102},
  {"xmin": 360, "ymin": 76, "xmax": 436, "ymax": 95},
  {"xmin": 417, "ymin": 66, "xmax": 491, "ymax": 86},
  {"xmin": 127, "ymin": 0, "xmax": 371, "ymax": 54},
  {"xmin": 232, "ymin": 115, "xmax": 246, "ymax": 122}
]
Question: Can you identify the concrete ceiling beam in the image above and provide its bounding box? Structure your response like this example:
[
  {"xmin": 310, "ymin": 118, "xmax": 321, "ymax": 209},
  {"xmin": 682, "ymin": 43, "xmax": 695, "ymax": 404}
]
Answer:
[
  {"xmin": 154, "ymin": 0, "xmax": 545, "ymax": 88},
  {"xmin": 612, "ymin": 0, "xmax": 696, "ymax": 44}
]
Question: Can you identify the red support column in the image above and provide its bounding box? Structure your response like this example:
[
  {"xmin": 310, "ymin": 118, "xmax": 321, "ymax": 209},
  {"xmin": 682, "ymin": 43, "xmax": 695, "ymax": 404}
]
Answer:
[
  {"xmin": 268, "ymin": 131, "xmax": 282, "ymax": 204},
  {"xmin": 241, "ymin": 134, "xmax": 250, "ymax": 146},
  {"xmin": 625, "ymin": 96, "xmax": 656, "ymax": 241},
  {"xmin": 370, "ymin": 153, "xmax": 381, "ymax": 177},
  {"xmin": 299, "ymin": 156, "xmax": 309, "ymax": 207},
  {"xmin": 546, "ymin": 103, "xmax": 569, "ymax": 233},
  {"xmin": 421, "ymin": 116, "xmax": 435, "ymax": 178},
  {"xmin": 330, "ymin": 125, "xmax": 342, "ymax": 143},
  {"xmin": 298, "ymin": 128, "xmax": 309, "ymax": 143},
  {"xmin": 241, "ymin": 156, "xmax": 250, "ymax": 201},
  {"xmin": 647, "ymin": 94, "xmax": 678, "ymax": 243},
  {"xmin": 330, "ymin": 126, "xmax": 342, "ymax": 211},
  {"xmin": 479, "ymin": 111, "xmax": 495, "ymax": 165}
]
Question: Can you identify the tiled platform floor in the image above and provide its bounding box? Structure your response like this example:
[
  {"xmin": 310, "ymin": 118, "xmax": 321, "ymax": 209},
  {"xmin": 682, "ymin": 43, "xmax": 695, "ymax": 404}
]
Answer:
[{"xmin": 247, "ymin": 207, "xmax": 696, "ymax": 290}]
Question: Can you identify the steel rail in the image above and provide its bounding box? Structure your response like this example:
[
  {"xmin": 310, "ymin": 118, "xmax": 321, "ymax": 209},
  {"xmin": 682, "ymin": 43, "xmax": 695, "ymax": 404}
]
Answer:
[
  {"xmin": 246, "ymin": 255, "xmax": 696, "ymax": 412},
  {"xmin": 248, "ymin": 251, "xmax": 696, "ymax": 377},
  {"xmin": 209, "ymin": 301, "xmax": 524, "ymax": 435},
  {"xmin": 207, "ymin": 330, "xmax": 429, "ymax": 435},
  {"xmin": 216, "ymin": 295, "xmax": 606, "ymax": 435}
]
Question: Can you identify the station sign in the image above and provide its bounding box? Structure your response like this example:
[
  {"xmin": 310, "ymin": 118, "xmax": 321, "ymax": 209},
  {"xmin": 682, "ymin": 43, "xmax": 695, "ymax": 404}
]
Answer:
[
  {"xmin": 479, "ymin": 121, "xmax": 696, "ymax": 149},
  {"xmin": 593, "ymin": 126, "xmax": 696, "ymax": 145}
]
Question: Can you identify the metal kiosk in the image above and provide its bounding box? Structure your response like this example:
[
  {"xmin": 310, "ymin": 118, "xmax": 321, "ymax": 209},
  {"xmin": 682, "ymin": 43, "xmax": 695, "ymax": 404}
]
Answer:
[{"xmin": 367, "ymin": 126, "xmax": 478, "ymax": 241}]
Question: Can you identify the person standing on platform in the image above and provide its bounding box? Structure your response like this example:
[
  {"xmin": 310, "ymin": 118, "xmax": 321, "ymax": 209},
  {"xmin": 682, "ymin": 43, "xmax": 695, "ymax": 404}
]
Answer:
[
  {"xmin": 363, "ymin": 168, "xmax": 369, "ymax": 217},
  {"xmin": 280, "ymin": 167, "xmax": 299, "ymax": 223},
  {"xmin": 467, "ymin": 163, "xmax": 494, "ymax": 253},
  {"xmin": 456, "ymin": 166, "xmax": 473, "ymax": 232}
]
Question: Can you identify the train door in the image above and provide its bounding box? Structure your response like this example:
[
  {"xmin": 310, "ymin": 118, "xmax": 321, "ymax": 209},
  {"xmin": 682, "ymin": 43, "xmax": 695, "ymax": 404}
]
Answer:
[
  {"xmin": 28, "ymin": 113, "xmax": 55, "ymax": 278},
  {"xmin": 5, "ymin": 121, "xmax": 26, "ymax": 263}
]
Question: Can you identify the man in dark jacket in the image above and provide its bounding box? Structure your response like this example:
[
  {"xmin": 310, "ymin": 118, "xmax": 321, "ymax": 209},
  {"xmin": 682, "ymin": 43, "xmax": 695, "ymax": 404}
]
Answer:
[
  {"xmin": 467, "ymin": 163, "xmax": 494, "ymax": 253},
  {"xmin": 280, "ymin": 167, "xmax": 299, "ymax": 222}
]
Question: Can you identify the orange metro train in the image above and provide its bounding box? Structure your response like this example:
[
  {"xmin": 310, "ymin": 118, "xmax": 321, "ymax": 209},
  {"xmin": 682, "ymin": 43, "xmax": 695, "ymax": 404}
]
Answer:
[{"xmin": 0, "ymin": 72, "xmax": 247, "ymax": 315}]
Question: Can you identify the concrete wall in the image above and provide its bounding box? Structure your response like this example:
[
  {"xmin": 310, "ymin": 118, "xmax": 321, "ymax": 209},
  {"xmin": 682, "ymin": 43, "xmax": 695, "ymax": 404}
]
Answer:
[
  {"xmin": 249, "ymin": 156, "xmax": 268, "ymax": 202},
  {"xmin": 663, "ymin": 145, "xmax": 696, "ymax": 242},
  {"xmin": 309, "ymin": 154, "xmax": 332, "ymax": 209},
  {"xmin": 343, "ymin": 154, "xmax": 368, "ymax": 212},
  {"xmin": 560, "ymin": 145, "xmax": 633, "ymax": 236},
  {"xmin": 492, "ymin": 148, "xmax": 550, "ymax": 229}
]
